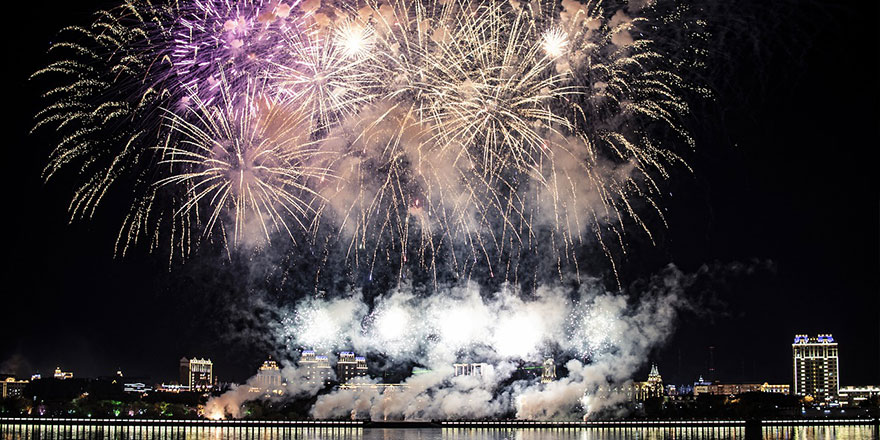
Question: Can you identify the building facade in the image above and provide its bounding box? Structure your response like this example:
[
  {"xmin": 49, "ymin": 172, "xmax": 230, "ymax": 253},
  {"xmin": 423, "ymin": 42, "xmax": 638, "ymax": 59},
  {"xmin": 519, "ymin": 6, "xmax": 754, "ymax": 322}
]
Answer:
[
  {"xmin": 53, "ymin": 366, "xmax": 73, "ymax": 380},
  {"xmin": 453, "ymin": 363, "xmax": 489, "ymax": 377},
  {"xmin": 1, "ymin": 377, "xmax": 29, "ymax": 398},
  {"xmin": 300, "ymin": 350, "xmax": 333, "ymax": 386},
  {"xmin": 632, "ymin": 364, "xmax": 664, "ymax": 400},
  {"xmin": 792, "ymin": 334, "xmax": 839, "ymax": 405},
  {"xmin": 336, "ymin": 352, "xmax": 368, "ymax": 384},
  {"xmin": 251, "ymin": 358, "xmax": 285, "ymax": 395},
  {"xmin": 761, "ymin": 383, "xmax": 790, "ymax": 394},
  {"xmin": 693, "ymin": 376, "xmax": 712, "ymax": 396},
  {"xmin": 838, "ymin": 385, "xmax": 879, "ymax": 407},
  {"xmin": 180, "ymin": 357, "xmax": 213, "ymax": 391}
]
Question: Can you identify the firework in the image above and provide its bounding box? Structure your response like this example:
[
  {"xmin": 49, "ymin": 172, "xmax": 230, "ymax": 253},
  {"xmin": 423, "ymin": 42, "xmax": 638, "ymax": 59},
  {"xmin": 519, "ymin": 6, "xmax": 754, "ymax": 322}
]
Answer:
[
  {"xmin": 35, "ymin": 0, "xmax": 705, "ymax": 282},
  {"xmin": 157, "ymin": 77, "xmax": 330, "ymax": 245}
]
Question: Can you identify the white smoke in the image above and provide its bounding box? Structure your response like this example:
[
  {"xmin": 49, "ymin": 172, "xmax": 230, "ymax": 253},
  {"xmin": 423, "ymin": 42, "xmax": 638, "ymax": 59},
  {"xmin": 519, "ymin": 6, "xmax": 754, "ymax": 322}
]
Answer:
[
  {"xmin": 312, "ymin": 362, "xmax": 518, "ymax": 421},
  {"xmin": 205, "ymin": 363, "xmax": 330, "ymax": 419},
  {"xmin": 240, "ymin": 264, "xmax": 698, "ymax": 420}
]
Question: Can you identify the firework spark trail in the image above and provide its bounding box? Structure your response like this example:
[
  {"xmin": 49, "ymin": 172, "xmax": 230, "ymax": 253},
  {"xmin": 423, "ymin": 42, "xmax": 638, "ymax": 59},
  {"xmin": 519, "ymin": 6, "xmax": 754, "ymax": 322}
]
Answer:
[
  {"xmin": 34, "ymin": 0, "xmax": 706, "ymax": 281},
  {"xmin": 157, "ymin": 77, "xmax": 332, "ymax": 246}
]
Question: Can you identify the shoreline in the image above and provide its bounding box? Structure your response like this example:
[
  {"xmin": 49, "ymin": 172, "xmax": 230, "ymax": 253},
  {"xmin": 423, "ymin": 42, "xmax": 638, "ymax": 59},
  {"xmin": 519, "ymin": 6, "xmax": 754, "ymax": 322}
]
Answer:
[{"xmin": 1, "ymin": 417, "xmax": 877, "ymax": 429}]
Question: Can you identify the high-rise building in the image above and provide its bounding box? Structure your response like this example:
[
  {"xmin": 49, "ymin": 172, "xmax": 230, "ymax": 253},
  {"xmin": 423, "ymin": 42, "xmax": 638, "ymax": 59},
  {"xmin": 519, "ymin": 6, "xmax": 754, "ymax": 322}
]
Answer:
[
  {"xmin": 541, "ymin": 358, "xmax": 556, "ymax": 384},
  {"xmin": 453, "ymin": 363, "xmax": 488, "ymax": 377},
  {"xmin": 300, "ymin": 350, "xmax": 333, "ymax": 386},
  {"xmin": 179, "ymin": 357, "xmax": 213, "ymax": 391},
  {"xmin": 792, "ymin": 334, "xmax": 839, "ymax": 405},
  {"xmin": 336, "ymin": 352, "xmax": 368, "ymax": 384},
  {"xmin": 179, "ymin": 357, "xmax": 190, "ymax": 386}
]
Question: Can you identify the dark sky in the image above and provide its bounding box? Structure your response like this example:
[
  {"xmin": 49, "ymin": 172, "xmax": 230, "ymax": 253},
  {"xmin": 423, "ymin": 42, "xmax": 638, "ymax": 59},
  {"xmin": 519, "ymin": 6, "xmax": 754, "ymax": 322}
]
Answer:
[{"xmin": 3, "ymin": 0, "xmax": 878, "ymax": 387}]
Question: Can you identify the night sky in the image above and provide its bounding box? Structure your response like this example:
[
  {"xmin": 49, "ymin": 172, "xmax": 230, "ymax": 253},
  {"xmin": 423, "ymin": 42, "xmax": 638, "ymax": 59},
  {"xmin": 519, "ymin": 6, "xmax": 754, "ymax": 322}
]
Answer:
[{"xmin": 3, "ymin": 0, "xmax": 877, "ymax": 388}]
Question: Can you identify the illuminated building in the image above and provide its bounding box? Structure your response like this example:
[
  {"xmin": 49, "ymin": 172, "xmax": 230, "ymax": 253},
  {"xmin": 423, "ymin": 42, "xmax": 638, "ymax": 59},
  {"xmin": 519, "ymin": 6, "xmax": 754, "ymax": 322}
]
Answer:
[
  {"xmin": 760, "ymin": 383, "xmax": 790, "ymax": 394},
  {"xmin": 597, "ymin": 365, "xmax": 663, "ymax": 403},
  {"xmin": 453, "ymin": 363, "xmax": 488, "ymax": 377},
  {"xmin": 708, "ymin": 383, "xmax": 763, "ymax": 395},
  {"xmin": 631, "ymin": 363, "xmax": 664, "ymax": 400},
  {"xmin": 337, "ymin": 352, "xmax": 368, "ymax": 384},
  {"xmin": 300, "ymin": 350, "xmax": 333, "ymax": 386},
  {"xmin": 694, "ymin": 382, "xmax": 790, "ymax": 396},
  {"xmin": 339, "ymin": 382, "xmax": 409, "ymax": 391},
  {"xmin": 53, "ymin": 366, "xmax": 73, "ymax": 380},
  {"xmin": 251, "ymin": 357, "xmax": 285, "ymax": 395},
  {"xmin": 156, "ymin": 383, "xmax": 190, "ymax": 393},
  {"xmin": 30, "ymin": 373, "xmax": 41, "ymax": 381},
  {"xmin": 693, "ymin": 375, "xmax": 712, "ymax": 396},
  {"xmin": 123, "ymin": 382, "xmax": 152, "ymax": 393},
  {"xmin": 1, "ymin": 377, "xmax": 29, "ymax": 398},
  {"xmin": 180, "ymin": 357, "xmax": 213, "ymax": 391},
  {"xmin": 838, "ymin": 385, "xmax": 880, "ymax": 407},
  {"xmin": 541, "ymin": 358, "xmax": 556, "ymax": 384},
  {"xmin": 792, "ymin": 334, "xmax": 839, "ymax": 405}
]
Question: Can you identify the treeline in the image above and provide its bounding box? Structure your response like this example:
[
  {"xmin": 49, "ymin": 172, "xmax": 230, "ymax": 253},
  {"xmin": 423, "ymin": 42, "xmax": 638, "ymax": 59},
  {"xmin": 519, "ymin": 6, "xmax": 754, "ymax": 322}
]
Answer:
[{"xmin": 0, "ymin": 378, "xmax": 205, "ymax": 418}]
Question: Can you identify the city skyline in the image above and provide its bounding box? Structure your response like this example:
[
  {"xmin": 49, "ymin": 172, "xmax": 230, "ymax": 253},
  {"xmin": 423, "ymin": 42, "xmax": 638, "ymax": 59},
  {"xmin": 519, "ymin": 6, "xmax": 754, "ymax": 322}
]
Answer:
[
  {"xmin": 5, "ymin": 332, "xmax": 870, "ymax": 393},
  {"xmin": 1, "ymin": 0, "xmax": 877, "ymax": 423}
]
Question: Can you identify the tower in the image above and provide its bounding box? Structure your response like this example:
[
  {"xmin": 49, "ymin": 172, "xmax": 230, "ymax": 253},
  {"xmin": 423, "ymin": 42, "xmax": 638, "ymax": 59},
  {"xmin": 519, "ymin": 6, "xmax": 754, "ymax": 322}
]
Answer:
[
  {"xmin": 191, "ymin": 358, "xmax": 213, "ymax": 391},
  {"xmin": 792, "ymin": 334, "xmax": 839, "ymax": 405}
]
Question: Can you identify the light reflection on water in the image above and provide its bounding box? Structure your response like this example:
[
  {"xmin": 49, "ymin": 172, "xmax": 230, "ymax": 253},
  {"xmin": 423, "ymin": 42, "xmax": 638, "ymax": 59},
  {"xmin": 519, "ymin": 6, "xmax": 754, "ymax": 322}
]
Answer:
[{"xmin": 0, "ymin": 424, "xmax": 875, "ymax": 440}]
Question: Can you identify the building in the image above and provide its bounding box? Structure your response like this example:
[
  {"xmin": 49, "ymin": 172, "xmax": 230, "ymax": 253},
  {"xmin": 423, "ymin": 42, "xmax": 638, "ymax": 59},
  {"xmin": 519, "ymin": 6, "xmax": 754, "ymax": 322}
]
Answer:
[
  {"xmin": 693, "ymin": 376, "xmax": 712, "ymax": 396},
  {"xmin": 1, "ymin": 377, "xmax": 29, "ymax": 398},
  {"xmin": 180, "ymin": 357, "xmax": 213, "ymax": 391},
  {"xmin": 838, "ymin": 386, "xmax": 880, "ymax": 407},
  {"xmin": 761, "ymin": 383, "xmax": 790, "ymax": 395},
  {"xmin": 339, "ymin": 382, "xmax": 409, "ymax": 392},
  {"xmin": 53, "ymin": 366, "xmax": 73, "ymax": 380},
  {"xmin": 595, "ymin": 365, "xmax": 664, "ymax": 403},
  {"xmin": 300, "ymin": 350, "xmax": 333, "ymax": 386},
  {"xmin": 541, "ymin": 359, "xmax": 556, "ymax": 384},
  {"xmin": 692, "ymin": 382, "xmax": 790, "ymax": 396},
  {"xmin": 710, "ymin": 383, "xmax": 764, "ymax": 395},
  {"xmin": 123, "ymin": 382, "xmax": 152, "ymax": 393},
  {"xmin": 250, "ymin": 357, "xmax": 285, "ymax": 396},
  {"xmin": 792, "ymin": 334, "xmax": 839, "ymax": 405},
  {"xmin": 631, "ymin": 364, "xmax": 664, "ymax": 400},
  {"xmin": 453, "ymin": 363, "xmax": 488, "ymax": 377},
  {"xmin": 156, "ymin": 383, "xmax": 190, "ymax": 393},
  {"xmin": 336, "ymin": 352, "xmax": 368, "ymax": 384}
]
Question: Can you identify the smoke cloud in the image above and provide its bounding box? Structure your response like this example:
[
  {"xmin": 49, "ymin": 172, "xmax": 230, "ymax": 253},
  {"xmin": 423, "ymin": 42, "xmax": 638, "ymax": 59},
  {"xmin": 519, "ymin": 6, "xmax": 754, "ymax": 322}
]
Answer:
[
  {"xmin": 210, "ymin": 262, "xmax": 749, "ymax": 421},
  {"xmin": 205, "ymin": 363, "xmax": 329, "ymax": 419}
]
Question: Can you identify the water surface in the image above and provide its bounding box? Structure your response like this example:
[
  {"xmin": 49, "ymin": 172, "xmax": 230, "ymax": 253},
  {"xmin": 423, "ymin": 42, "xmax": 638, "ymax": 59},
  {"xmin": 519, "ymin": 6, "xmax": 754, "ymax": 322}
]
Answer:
[{"xmin": 0, "ymin": 423, "xmax": 875, "ymax": 440}]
